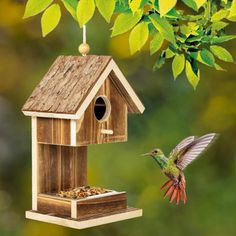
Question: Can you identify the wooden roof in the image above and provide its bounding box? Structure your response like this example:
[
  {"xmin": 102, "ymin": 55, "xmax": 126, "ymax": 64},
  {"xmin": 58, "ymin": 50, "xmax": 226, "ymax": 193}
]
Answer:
[{"xmin": 22, "ymin": 55, "xmax": 145, "ymax": 119}]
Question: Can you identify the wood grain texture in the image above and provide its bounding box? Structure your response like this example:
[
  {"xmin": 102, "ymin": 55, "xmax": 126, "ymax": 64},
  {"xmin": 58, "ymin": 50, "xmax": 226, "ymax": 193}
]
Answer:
[
  {"xmin": 37, "ymin": 118, "xmax": 71, "ymax": 145},
  {"xmin": 37, "ymin": 196, "xmax": 71, "ymax": 217},
  {"xmin": 22, "ymin": 55, "xmax": 112, "ymax": 114},
  {"xmin": 37, "ymin": 192, "xmax": 127, "ymax": 220},
  {"xmin": 70, "ymin": 120, "xmax": 77, "ymax": 146},
  {"xmin": 22, "ymin": 56, "xmax": 145, "ymax": 120},
  {"xmin": 32, "ymin": 117, "xmax": 38, "ymax": 210},
  {"xmin": 76, "ymin": 76, "xmax": 128, "ymax": 145},
  {"xmin": 76, "ymin": 192, "xmax": 127, "ymax": 220},
  {"xmin": 25, "ymin": 207, "xmax": 142, "ymax": 229},
  {"xmin": 109, "ymin": 61, "xmax": 145, "ymax": 114},
  {"xmin": 38, "ymin": 144, "xmax": 87, "ymax": 194}
]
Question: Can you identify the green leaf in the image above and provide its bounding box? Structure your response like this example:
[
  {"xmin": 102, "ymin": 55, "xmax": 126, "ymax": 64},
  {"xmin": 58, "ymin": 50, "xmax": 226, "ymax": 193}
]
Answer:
[
  {"xmin": 111, "ymin": 11, "xmax": 143, "ymax": 37},
  {"xmin": 211, "ymin": 9, "xmax": 229, "ymax": 22},
  {"xmin": 228, "ymin": 0, "xmax": 236, "ymax": 20},
  {"xmin": 190, "ymin": 51, "xmax": 216, "ymax": 68},
  {"xmin": 41, "ymin": 3, "xmax": 61, "ymax": 37},
  {"xmin": 215, "ymin": 63, "xmax": 226, "ymax": 71},
  {"xmin": 180, "ymin": 25, "xmax": 191, "ymax": 37},
  {"xmin": 77, "ymin": 0, "xmax": 95, "ymax": 27},
  {"xmin": 200, "ymin": 49, "xmax": 215, "ymax": 67},
  {"xmin": 186, "ymin": 35, "xmax": 202, "ymax": 43},
  {"xmin": 159, "ymin": 0, "xmax": 177, "ymax": 17},
  {"xmin": 180, "ymin": 22, "xmax": 199, "ymax": 37},
  {"xmin": 129, "ymin": 21, "xmax": 149, "ymax": 55},
  {"xmin": 165, "ymin": 47, "xmax": 175, "ymax": 58},
  {"xmin": 211, "ymin": 21, "xmax": 228, "ymax": 32},
  {"xmin": 176, "ymin": 35, "xmax": 186, "ymax": 43},
  {"xmin": 194, "ymin": 0, "xmax": 206, "ymax": 9},
  {"xmin": 165, "ymin": 8, "xmax": 183, "ymax": 19},
  {"xmin": 23, "ymin": 0, "xmax": 53, "ymax": 18},
  {"xmin": 181, "ymin": 0, "xmax": 198, "ymax": 11},
  {"xmin": 185, "ymin": 60, "xmax": 200, "ymax": 89},
  {"xmin": 210, "ymin": 45, "xmax": 234, "ymax": 62},
  {"xmin": 172, "ymin": 54, "xmax": 185, "ymax": 79},
  {"xmin": 150, "ymin": 32, "xmax": 163, "ymax": 55},
  {"xmin": 211, "ymin": 35, "xmax": 236, "ymax": 44},
  {"xmin": 149, "ymin": 14, "xmax": 176, "ymax": 45},
  {"xmin": 96, "ymin": 0, "xmax": 115, "ymax": 22},
  {"xmin": 129, "ymin": 0, "xmax": 142, "ymax": 13},
  {"xmin": 114, "ymin": 1, "xmax": 130, "ymax": 13},
  {"xmin": 153, "ymin": 52, "xmax": 166, "ymax": 70},
  {"xmin": 61, "ymin": 0, "xmax": 77, "ymax": 20}
]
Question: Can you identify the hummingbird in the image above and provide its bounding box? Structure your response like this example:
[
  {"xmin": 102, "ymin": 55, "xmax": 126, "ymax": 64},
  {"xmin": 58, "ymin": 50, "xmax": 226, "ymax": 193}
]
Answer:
[{"xmin": 142, "ymin": 133, "xmax": 218, "ymax": 205}]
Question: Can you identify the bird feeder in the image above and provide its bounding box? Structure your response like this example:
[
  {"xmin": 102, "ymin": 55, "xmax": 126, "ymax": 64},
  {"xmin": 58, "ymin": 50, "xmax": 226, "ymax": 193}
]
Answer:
[{"xmin": 22, "ymin": 55, "xmax": 145, "ymax": 229}]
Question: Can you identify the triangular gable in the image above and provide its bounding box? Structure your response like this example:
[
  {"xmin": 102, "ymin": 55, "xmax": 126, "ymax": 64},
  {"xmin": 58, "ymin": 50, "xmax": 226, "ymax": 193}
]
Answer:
[{"xmin": 22, "ymin": 56, "xmax": 145, "ymax": 119}]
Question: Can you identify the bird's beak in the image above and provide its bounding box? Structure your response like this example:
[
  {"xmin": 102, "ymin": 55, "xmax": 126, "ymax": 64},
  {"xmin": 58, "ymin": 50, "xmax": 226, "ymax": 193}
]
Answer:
[{"xmin": 141, "ymin": 153, "xmax": 151, "ymax": 157}]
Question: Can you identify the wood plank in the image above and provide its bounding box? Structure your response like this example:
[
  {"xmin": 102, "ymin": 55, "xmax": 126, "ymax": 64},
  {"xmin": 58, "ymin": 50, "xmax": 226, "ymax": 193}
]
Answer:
[
  {"xmin": 76, "ymin": 192, "xmax": 127, "ymax": 220},
  {"xmin": 106, "ymin": 75, "xmax": 127, "ymax": 143},
  {"xmin": 71, "ymin": 200, "xmax": 77, "ymax": 219},
  {"xmin": 23, "ymin": 111, "xmax": 78, "ymax": 120},
  {"xmin": 110, "ymin": 60, "xmax": 145, "ymax": 114},
  {"xmin": 37, "ymin": 118, "xmax": 52, "ymax": 143},
  {"xmin": 70, "ymin": 120, "xmax": 77, "ymax": 146},
  {"xmin": 61, "ymin": 146, "xmax": 71, "ymax": 191},
  {"xmin": 38, "ymin": 144, "xmax": 61, "ymax": 193},
  {"xmin": 37, "ymin": 118, "xmax": 70, "ymax": 145},
  {"xmin": 52, "ymin": 119, "xmax": 61, "ymax": 143},
  {"xmin": 25, "ymin": 207, "xmax": 143, "ymax": 229},
  {"xmin": 61, "ymin": 119, "xmax": 71, "ymax": 144},
  {"xmin": 38, "ymin": 145, "xmax": 87, "ymax": 194},
  {"xmin": 73, "ymin": 147, "xmax": 87, "ymax": 187},
  {"xmin": 32, "ymin": 117, "xmax": 38, "ymax": 210},
  {"xmin": 52, "ymin": 146, "xmax": 61, "ymax": 192},
  {"xmin": 37, "ymin": 196, "xmax": 71, "ymax": 217}
]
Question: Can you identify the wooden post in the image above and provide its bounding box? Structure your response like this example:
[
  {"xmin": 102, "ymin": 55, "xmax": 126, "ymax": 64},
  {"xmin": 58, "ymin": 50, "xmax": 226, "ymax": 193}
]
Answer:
[
  {"xmin": 32, "ymin": 117, "xmax": 38, "ymax": 211},
  {"xmin": 70, "ymin": 120, "xmax": 77, "ymax": 146},
  {"xmin": 71, "ymin": 200, "xmax": 77, "ymax": 219}
]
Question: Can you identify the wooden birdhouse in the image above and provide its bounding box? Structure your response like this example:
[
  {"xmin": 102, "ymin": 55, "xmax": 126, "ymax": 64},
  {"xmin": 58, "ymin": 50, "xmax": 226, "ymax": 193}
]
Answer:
[{"xmin": 22, "ymin": 55, "xmax": 145, "ymax": 229}]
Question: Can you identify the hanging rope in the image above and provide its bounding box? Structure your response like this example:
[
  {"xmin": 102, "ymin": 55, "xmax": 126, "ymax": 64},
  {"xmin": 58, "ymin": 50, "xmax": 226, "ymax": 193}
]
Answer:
[
  {"xmin": 78, "ymin": 25, "xmax": 90, "ymax": 56},
  {"xmin": 83, "ymin": 25, "xmax": 86, "ymax": 44}
]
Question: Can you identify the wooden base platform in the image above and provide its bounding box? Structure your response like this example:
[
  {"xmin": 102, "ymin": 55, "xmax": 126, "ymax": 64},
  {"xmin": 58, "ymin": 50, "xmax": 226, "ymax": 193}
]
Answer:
[{"xmin": 26, "ymin": 207, "xmax": 142, "ymax": 229}]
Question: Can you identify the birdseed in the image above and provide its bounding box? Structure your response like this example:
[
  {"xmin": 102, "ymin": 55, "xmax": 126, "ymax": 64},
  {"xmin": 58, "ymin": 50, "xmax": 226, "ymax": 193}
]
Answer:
[{"xmin": 57, "ymin": 186, "xmax": 112, "ymax": 199}]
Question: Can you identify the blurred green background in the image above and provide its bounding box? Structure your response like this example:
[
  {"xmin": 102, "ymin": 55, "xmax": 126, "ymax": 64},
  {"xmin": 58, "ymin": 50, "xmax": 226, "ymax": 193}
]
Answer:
[{"xmin": 1, "ymin": 0, "xmax": 236, "ymax": 235}]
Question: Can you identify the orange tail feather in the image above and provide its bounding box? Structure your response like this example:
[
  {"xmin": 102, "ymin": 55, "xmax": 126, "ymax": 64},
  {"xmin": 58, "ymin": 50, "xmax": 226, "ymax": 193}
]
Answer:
[
  {"xmin": 169, "ymin": 187, "xmax": 178, "ymax": 203},
  {"xmin": 176, "ymin": 188, "xmax": 180, "ymax": 205},
  {"xmin": 164, "ymin": 185, "xmax": 175, "ymax": 198},
  {"xmin": 161, "ymin": 174, "xmax": 187, "ymax": 204},
  {"xmin": 161, "ymin": 179, "xmax": 174, "ymax": 190}
]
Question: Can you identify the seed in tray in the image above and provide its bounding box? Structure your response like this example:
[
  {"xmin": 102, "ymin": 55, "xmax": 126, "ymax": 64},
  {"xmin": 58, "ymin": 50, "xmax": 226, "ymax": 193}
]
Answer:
[{"xmin": 56, "ymin": 186, "xmax": 112, "ymax": 199}]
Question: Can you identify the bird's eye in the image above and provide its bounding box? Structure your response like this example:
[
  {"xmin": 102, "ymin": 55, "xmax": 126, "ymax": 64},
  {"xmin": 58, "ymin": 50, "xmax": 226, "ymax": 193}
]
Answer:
[{"xmin": 154, "ymin": 150, "xmax": 158, "ymax": 154}]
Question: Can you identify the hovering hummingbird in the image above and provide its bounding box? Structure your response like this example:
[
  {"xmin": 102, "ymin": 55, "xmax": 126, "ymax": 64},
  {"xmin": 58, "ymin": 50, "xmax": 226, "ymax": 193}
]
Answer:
[{"xmin": 142, "ymin": 133, "xmax": 218, "ymax": 205}]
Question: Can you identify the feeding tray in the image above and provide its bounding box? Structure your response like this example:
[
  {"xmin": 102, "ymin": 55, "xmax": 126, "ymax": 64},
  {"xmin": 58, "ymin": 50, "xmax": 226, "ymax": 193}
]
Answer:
[
  {"xmin": 37, "ymin": 186, "xmax": 128, "ymax": 220},
  {"xmin": 26, "ymin": 188, "xmax": 142, "ymax": 229}
]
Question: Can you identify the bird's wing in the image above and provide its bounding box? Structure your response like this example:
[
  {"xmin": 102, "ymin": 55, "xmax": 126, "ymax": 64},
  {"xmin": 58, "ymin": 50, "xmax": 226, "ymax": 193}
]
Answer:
[
  {"xmin": 176, "ymin": 133, "xmax": 218, "ymax": 171},
  {"xmin": 169, "ymin": 136, "xmax": 196, "ymax": 161}
]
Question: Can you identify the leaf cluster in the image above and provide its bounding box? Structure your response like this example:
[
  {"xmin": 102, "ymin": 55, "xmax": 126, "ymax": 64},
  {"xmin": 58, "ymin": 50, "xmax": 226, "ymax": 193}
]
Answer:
[{"xmin": 23, "ymin": 0, "xmax": 236, "ymax": 89}]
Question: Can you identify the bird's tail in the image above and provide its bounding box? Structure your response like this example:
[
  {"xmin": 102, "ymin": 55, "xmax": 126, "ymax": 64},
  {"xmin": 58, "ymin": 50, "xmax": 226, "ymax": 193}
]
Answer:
[{"xmin": 160, "ymin": 174, "xmax": 186, "ymax": 205}]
